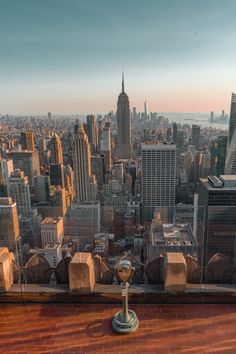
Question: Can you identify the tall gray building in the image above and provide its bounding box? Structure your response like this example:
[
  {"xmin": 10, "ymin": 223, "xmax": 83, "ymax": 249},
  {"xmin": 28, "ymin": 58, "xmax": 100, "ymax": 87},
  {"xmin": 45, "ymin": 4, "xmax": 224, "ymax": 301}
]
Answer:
[
  {"xmin": 228, "ymin": 92, "xmax": 236, "ymax": 146},
  {"xmin": 49, "ymin": 133, "xmax": 63, "ymax": 165},
  {"xmin": 72, "ymin": 124, "xmax": 91, "ymax": 201},
  {"xmin": 225, "ymin": 93, "xmax": 236, "ymax": 174},
  {"xmin": 216, "ymin": 135, "xmax": 228, "ymax": 176},
  {"xmin": 85, "ymin": 115, "xmax": 97, "ymax": 154},
  {"xmin": 0, "ymin": 158, "xmax": 13, "ymax": 197},
  {"xmin": 117, "ymin": 74, "xmax": 132, "ymax": 159},
  {"xmin": 198, "ymin": 175, "xmax": 236, "ymax": 281},
  {"xmin": 101, "ymin": 124, "xmax": 112, "ymax": 172},
  {"xmin": 191, "ymin": 125, "xmax": 200, "ymax": 151},
  {"xmin": 141, "ymin": 143, "xmax": 176, "ymax": 223},
  {"xmin": 9, "ymin": 169, "xmax": 31, "ymax": 216}
]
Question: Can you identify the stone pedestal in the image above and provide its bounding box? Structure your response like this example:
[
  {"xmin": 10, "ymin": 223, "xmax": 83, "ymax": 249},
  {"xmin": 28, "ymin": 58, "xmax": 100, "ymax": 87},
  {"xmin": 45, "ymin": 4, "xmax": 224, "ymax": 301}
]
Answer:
[
  {"xmin": 0, "ymin": 248, "xmax": 14, "ymax": 292},
  {"xmin": 93, "ymin": 255, "xmax": 102, "ymax": 282},
  {"xmin": 69, "ymin": 252, "xmax": 95, "ymax": 292},
  {"xmin": 164, "ymin": 253, "xmax": 187, "ymax": 294}
]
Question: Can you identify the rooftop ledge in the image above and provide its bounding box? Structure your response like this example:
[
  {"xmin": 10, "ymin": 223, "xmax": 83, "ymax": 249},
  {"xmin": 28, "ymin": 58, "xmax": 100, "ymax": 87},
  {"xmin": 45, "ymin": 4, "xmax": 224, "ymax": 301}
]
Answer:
[
  {"xmin": 1, "ymin": 283, "xmax": 236, "ymax": 304},
  {"xmin": 1, "ymin": 248, "xmax": 236, "ymax": 303}
]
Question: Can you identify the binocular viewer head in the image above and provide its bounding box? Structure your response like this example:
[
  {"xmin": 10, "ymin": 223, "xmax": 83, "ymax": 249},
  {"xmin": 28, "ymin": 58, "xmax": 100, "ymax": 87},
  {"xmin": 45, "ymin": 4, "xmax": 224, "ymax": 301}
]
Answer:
[{"xmin": 115, "ymin": 259, "xmax": 135, "ymax": 283}]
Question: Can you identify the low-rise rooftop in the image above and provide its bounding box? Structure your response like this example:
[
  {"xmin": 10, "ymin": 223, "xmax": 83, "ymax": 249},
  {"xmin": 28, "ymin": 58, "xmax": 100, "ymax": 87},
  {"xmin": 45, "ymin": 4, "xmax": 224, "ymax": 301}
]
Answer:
[{"xmin": 41, "ymin": 217, "xmax": 59, "ymax": 225}]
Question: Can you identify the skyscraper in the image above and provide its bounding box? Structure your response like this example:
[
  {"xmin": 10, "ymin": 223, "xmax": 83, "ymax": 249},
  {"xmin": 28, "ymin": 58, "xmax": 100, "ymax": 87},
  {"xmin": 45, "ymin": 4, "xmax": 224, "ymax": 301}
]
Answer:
[
  {"xmin": 9, "ymin": 169, "xmax": 42, "ymax": 247},
  {"xmin": 102, "ymin": 123, "xmax": 112, "ymax": 172},
  {"xmin": 49, "ymin": 133, "xmax": 63, "ymax": 165},
  {"xmin": 85, "ymin": 115, "xmax": 97, "ymax": 153},
  {"xmin": 167, "ymin": 127, "xmax": 172, "ymax": 142},
  {"xmin": 117, "ymin": 73, "xmax": 132, "ymax": 159},
  {"xmin": 225, "ymin": 131, "xmax": 236, "ymax": 174},
  {"xmin": 216, "ymin": 135, "xmax": 228, "ymax": 176},
  {"xmin": 198, "ymin": 175, "xmax": 236, "ymax": 281},
  {"xmin": 21, "ymin": 131, "xmax": 35, "ymax": 151},
  {"xmin": 141, "ymin": 143, "xmax": 176, "ymax": 223},
  {"xmin": 228, "ymin": 92, "xmax": 236, "ymax": 146},
  {"xmin": 191, "ymin": 125, "xmax": 200, "ymax": 151},
  {"xmin": 132, "ymin": 107, "xmax": 137, "ymax": 120},
  {"xmin": 144, "ymin": 99, "xmax": 149, "ymax": 119},
  {"xmin": 173, "ymin": 123, "xmax": 178, "ymax": 145},
  {"xmin": 0, "ymin": 158, "xmax": 13, "ymax": 197},
  {"xmin": 9, "ymin": 169, "xmax": 31, "ymax": 216},
  {"xmin": 72, "ymin": 124, "xmax": 91, "ymax": 201},
  {"xmin": 225, "ymin": 93, "xmax": 236, "ymax": 174}
]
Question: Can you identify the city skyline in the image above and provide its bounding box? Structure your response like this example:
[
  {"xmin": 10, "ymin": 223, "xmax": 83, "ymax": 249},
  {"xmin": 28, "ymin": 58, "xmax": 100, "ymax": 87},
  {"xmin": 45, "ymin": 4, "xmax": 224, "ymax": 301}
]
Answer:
[{"xmin": 1, "ymin": 0, "xmax": 236, "ymax": 113}]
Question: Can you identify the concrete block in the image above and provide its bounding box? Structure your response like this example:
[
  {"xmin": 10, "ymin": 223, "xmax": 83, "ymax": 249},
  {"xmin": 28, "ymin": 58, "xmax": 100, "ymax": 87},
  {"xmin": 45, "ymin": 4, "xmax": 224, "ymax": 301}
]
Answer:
[
  {"xmin": 93, "ymin": 255, "xmax": 102, "ymax": 282},
  {"xmin": 0, "ymin": 247, "xmax": 14, "ymax": 292},
  {"xmin": 164, "ymin": 253, "xmax": 187, "ymax": 294},
  {"xmin": 69, "ymin": 252, "xmax": 95, "ymax": 292}
]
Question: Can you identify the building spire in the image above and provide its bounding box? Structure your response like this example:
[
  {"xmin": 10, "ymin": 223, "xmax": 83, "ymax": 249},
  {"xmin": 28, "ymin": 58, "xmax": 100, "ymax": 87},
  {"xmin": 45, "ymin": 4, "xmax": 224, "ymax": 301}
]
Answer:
[{"xmin": 122, "ymin": 70, "xmax": 124, "ymax": 93}]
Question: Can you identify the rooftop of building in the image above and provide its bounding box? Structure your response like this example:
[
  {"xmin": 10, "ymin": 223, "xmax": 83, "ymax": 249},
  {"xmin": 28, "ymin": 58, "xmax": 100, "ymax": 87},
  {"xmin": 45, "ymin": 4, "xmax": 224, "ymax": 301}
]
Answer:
[
  {"xmin": 0, "ymin": 303, "xmax": 235, "ymax": 353},
  {"xmin": 41, "ymin": 217, "xmax": 62, "ymax": 225},
  {"xmin": 151, "ymin": 223, "xmax": 196, "ymax": 247},
  {"xmin": 200, "ymin": 175, "xmax": 236, "ymax": 190},
  {"xmin": 94, "ymin": 232, "xmax": 114, "ymax": 240},
  {"xmin": 71, "ymin": 200, "xmax": 100, "ymax": 207},
  {"xmin": 141, "ymin": 142, "xmax": 176, "ymax": 149},
  {"xmin": 7, "ymin": 149, "xmax": 36, "ymax": 155}
]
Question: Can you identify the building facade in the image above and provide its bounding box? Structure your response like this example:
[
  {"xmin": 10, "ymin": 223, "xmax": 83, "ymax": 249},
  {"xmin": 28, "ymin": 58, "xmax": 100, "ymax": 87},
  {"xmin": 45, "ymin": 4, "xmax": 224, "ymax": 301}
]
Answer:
[
  {"xmin": 141, "ymin": 143, "xmax": 176, "ymax": 223},
  {"xmin": 191, "ymin": 125, "xmax": 200, "ymax": 151},
  {"xmin": 198, "ymin": 175, "xmax": 236, "ymax": 278},
  {"xmin": 21, "ymin": 131, "xmax": 35, "ymax": 151},
  {"xmin": 41, "ymin": 217, "xmax": 64, "ymax": 248},
  {"xmin": 9, "ymin": 169, "xmax": 31, "ymax": 216},
  {"xmin": 0, "ymin": 158, "xmax": 13, "ymax": 197},
  {"xmin": 228, "ymin": 92, "xmax": 236, "ymax": 146},
  {"xmin": 225, "ymin": 93, "xmax": 236, "ymax": 174},
  {"xmin": 65, "ymin": 201, "xmax": 100, "ymax": 250},
  {"xmin": 0, "ymin": 197, "xmax": 20, "ymax": 251},
  {"xmin": 49, "ymin": 134, "xmax": 63, "ymax": 165},
  {"xmin": 7, "ymin": 150, "xmax": 40, "ymax": 186}
]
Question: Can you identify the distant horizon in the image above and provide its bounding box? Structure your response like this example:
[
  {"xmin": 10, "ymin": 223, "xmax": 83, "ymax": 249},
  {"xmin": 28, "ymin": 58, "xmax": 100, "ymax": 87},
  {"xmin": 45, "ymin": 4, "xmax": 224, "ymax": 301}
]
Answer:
[{"xmin": 0, "ymin": 111, "xmax": 229, "ymax": 117}]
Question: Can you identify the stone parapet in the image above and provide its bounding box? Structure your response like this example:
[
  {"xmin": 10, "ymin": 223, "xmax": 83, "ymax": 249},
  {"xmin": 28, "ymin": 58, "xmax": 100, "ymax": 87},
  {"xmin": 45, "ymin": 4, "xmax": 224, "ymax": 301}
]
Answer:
[
  {"xmin": 164, "ymin": 252, "xmax": 187, "ymax": 294},
  {"xmin": 69, "ymin": 252, "xmax": 95, "ymax": 292},
  {"xmin": 0, "ymin": 248, "xmax": 14, "ymax": 291}
]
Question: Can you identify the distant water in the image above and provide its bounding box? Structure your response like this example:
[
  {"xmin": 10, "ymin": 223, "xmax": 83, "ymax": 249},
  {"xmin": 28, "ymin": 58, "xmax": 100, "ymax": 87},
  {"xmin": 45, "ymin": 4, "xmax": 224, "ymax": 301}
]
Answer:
[{"xmin": 160, "ymin": 112, "xmax": 228, "ymax": 130}]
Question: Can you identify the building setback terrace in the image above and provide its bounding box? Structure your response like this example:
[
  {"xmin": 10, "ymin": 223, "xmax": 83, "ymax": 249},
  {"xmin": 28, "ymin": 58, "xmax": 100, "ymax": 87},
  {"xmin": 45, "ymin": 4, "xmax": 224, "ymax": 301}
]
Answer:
[{"xmin": 0, "ymin": 303, "xmax": 235, "ymax": 353}]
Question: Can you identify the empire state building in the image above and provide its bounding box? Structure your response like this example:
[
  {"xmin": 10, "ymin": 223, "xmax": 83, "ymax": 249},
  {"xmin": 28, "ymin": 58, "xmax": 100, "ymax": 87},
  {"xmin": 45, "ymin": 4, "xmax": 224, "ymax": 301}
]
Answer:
[{"xmin": 117, "ymin": 74, "xmax": 132, "ymax": 159}]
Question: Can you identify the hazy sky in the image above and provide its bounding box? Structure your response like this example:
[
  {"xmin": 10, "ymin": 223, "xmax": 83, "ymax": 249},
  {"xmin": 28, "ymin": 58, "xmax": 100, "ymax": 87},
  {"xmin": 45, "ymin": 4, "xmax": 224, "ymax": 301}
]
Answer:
[{"xmin": 1, "ymin": 0, "xmax": 236, "ymax": 114}]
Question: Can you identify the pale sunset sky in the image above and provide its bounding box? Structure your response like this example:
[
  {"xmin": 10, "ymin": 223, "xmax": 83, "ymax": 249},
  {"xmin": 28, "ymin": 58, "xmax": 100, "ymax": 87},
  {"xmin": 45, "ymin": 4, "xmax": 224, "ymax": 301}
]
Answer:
[{"xmin": 0, "ymin": 0, "xmax": 236, "ymax": 114}]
